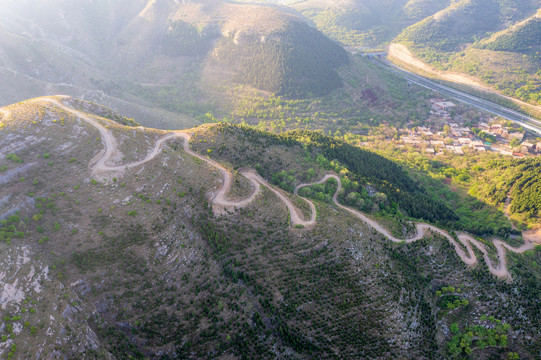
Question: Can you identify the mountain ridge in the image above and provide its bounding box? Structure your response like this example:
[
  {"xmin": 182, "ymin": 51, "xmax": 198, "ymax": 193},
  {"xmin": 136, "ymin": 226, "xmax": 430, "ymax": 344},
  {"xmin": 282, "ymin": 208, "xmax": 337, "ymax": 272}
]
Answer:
[{"xmin": 1, "ymin": 96, "xmax": 540, "ymax": 358}]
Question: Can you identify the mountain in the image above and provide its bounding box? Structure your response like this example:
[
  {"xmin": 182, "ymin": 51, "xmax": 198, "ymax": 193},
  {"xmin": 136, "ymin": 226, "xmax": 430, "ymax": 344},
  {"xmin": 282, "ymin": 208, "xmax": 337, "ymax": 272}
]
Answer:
[
  {"xmin": 391, "ymin": 1, "xmax": 541, "ymax": 108},
  {"xmin": 255, "ymin": 0, "xmax": 541, "ymax": 112},
  {"xmin": 289, "ymin": 0, "xmax": 452, "ymax": 47},
  {"xmin": 1, "ymin": 96, "xmax": 540, "ymax": 359},
  {"xmin": 0, "ymin": 0, "xmax": 348, "ymax": 128}
]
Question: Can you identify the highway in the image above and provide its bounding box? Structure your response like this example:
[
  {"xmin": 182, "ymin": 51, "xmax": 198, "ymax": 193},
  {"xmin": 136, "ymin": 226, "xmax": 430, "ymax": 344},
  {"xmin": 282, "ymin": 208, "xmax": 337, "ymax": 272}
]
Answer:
[{"xmin": 369, "ymin": 57, "xmax": 541, "ymax": 136}]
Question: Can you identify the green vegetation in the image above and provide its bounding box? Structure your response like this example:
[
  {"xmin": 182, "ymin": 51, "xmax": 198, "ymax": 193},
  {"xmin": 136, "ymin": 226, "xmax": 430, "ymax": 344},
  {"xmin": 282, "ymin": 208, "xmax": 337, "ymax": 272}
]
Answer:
[
  {"xmin": 481, "ymin": 19, "xmax": 541, "ymax": 52},
  {"xmin": 288, "ymin": 130, "xmax": 458, "ymax": 224},
  {"xmin": 447, "ymin": 317, "xmax": 511, "ymax": 358},
  {"xmin": 366, "ymin": 137, "xmax": 533, "ymax": 235},
  {"xmin": 5, "ymin": 153, "xmax": 22, "ymax": 163},
  {"xmin": 470, "ymin": 158, "xmax": 541, "ymax": 223},
  {"xmin": 297, "ymin": 178, "xmax": 337, "ymax": 203},
  {"xmin": 435, "ymin": 286, "xmax": 469, "ymax": 312},
  {"xmin": 228, "ymin": 56, "xmax": 432, "ymax": 134},
  {"xmin": 0, "ymin": 214, "xmax": 25, "ymax": 245}
]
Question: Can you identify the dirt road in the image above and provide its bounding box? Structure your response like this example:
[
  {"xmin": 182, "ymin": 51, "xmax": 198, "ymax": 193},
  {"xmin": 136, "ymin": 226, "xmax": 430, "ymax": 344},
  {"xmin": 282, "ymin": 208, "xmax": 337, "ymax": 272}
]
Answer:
[
  {"xmin": 0, "ymin": 108, "xmax": 10, "ymax": 121},
  {"xmin": 30, "ymin": 97, "xmax": 314, "ymax": 226},
  {"xmin": 296, "ymin": 174, "xmax": 535, "ymax": 280},
  {"xmin": 25, "ymin": 97, "xmax": 536, "ymax": 279}
]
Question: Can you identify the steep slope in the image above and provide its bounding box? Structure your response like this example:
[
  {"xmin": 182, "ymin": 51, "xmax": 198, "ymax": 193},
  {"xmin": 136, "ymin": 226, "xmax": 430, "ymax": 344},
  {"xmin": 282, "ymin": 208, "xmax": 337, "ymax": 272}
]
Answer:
[{"xmin": 1, "ymin": 97, "xmax": 540, "ymax": 358}]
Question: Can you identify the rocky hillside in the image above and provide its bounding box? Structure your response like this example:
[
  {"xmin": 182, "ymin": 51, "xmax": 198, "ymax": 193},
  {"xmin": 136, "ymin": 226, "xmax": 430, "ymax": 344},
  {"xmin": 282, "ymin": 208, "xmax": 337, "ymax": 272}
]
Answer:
[{"xmin": 0, "ymin": 97, "xmax": 540, "ymax": 359}]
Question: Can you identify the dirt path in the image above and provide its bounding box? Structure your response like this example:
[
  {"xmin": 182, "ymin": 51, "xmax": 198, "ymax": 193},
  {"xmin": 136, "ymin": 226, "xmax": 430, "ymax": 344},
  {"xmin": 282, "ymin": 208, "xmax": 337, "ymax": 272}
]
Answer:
[
  {"xmin": 503, "ymin": 194, "xmax": 519, "ymax": 231},
  {"xmin": 30, "ymin": 97, "xmax": 313, "ymax": 227},
  {"xmin": 0, "ymin": 108, "xmax": 11, "ymax": 122},
  {"xmin": 296, "ymin": 174, "xmax": 535, "ymax": 280},
  {"xmin": 26, "ymin": 97, "xmax": 536, "ymax": 278},
  {"xmin": 247, "ymin": 170, "xmax": 316, "ymax": 227}
]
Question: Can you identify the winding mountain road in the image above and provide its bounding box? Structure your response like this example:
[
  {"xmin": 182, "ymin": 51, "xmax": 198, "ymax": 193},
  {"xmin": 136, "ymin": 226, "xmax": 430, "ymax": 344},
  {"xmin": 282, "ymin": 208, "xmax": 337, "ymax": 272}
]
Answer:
[
  {"xmin": 296, "ymin": 174, "xmax": 534, "ymax": 279},
  {"xmin": 23, "ymin": 97, "xmax": 537, "ymax": 280},
  {"xmin": 32, "ymin": 97, "xmax": 313, "ymax": 225}
]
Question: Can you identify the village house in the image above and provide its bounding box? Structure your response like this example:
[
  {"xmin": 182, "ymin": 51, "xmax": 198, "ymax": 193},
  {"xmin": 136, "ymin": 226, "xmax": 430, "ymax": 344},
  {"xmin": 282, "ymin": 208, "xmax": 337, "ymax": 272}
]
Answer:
[
  {"xmin": 510, "ymin": 132, "xmax": 525, "ymax": 141},
  {"xmin": 521, "ymin": 142, "xmax": 536, "ymax": 153},
  {"xmin": 454, "ymin": 146, "xmax": 464, "ymax": 155},
  {"xmin": 434, "ymin": 101, "xmax": 456, "ymax": 111},
  {"xmin": 482, "ymin": 130, "xmax": 497, "ymax": 138}
]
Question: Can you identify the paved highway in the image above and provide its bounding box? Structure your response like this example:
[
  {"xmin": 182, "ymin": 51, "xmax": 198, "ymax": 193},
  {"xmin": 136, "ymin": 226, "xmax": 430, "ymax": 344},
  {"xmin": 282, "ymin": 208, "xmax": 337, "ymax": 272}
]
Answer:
[{"xmin": 370, "ymin": 57, "xmax": 541, "ymax": 136}]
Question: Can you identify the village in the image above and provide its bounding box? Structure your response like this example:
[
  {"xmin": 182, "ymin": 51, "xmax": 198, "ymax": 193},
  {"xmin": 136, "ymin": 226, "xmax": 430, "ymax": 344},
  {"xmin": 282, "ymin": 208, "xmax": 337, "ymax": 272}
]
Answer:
[{"xmin": 398, "ymin": 99, "xmax": 541, "ymax": 157}]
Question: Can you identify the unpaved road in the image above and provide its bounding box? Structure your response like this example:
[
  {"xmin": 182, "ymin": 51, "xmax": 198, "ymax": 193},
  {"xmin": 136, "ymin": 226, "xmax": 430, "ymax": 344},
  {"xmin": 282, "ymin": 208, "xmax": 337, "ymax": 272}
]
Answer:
[
  {"xmin": 0, "ymin": 108, "xmax": 11, "ymax": 122},
  {"xmin": 296, "ymin": 174, "xmax": 535, "ymax": 280},
  {"xmin": 20, "ymin": 97, "xmax": 537, "ymax": 279},
  {"xmin": 30, "ymin": 97, "xmax": 313, "ymax": 226}
]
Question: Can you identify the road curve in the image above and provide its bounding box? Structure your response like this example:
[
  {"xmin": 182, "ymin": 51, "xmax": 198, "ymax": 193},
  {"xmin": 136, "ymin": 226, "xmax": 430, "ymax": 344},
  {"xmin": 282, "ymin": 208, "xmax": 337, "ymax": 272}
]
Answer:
[
  {"xmin": 295, "ymin": 174, "xmax": 535, "ymax": 280},
  {"xmin": 24, "ymin": 97, "xmax": 536, "ymax": 279},
  {"xmin": 29, "ymin": 97, "xmax": 314, "ymax": 227},
  {"xmin": 0, "ymin": 108, "xmax": 10, "ymax": 122}
]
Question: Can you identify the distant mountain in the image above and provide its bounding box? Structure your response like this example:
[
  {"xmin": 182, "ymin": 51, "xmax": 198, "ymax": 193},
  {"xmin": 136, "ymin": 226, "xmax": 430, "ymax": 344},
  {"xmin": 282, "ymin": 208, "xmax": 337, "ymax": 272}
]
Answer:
[
  {"xmin": 265, "ymin": 0, "xmax": 541, "ymax": 110},
  {"xmin": 392, "ymin": 1, "xmax": 541, "ymax": 107},
  {"xmin": 0, "ymin": 0, "xmax": 348, "ymax": 127},
  {"xmin": 396, "ymin": 0, "xmax": 540, "ymax": 51},
  {"xmin": 211, "ymin": 20, "xmax": 348, "ymax": 97},
  {"xmin": 289, "ymin": 0, "xmax": 452, "ymax": 47}
]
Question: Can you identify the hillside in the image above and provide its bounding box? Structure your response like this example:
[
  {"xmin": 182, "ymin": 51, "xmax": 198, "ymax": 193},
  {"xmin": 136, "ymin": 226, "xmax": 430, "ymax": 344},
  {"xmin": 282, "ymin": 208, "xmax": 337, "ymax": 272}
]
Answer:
[
  {"xmin": 392, "ymin": 0, "xmax": 541, "ymax": 107},
  {"xmin": 1, "ymin": 96, "xmax": 540, "ymax": 359},
  {"xmin": 210, "ymin": 21, "xmax": 349, "ymax": 97},
  {"xmin": 289, "ymin": 0, "xmax": 452, "ymax": 47},
  {"xmin": 0, "ymin": 0, "xmax": 349, "ymax": 128},
  {"xmin": 470, "ymin": 158, "xmax": 541, "ymax": 224}
]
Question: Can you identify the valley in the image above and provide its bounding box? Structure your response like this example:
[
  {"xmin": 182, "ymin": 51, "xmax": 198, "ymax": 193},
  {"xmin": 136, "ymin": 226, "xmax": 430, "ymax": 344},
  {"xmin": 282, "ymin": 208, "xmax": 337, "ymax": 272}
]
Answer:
[
  {"xmin": 2, "ymin": 96, "xmax": 540, "ymax": 358},
  {"xmin": 1, "ymin": 1, "xmax": 541, "ymax": 359}
]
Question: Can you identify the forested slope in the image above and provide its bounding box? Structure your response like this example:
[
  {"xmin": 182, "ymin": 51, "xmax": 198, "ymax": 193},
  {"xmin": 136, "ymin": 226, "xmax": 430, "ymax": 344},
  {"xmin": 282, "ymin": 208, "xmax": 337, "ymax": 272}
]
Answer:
[
  {"xmin": 393, "ymin": 0, "xmax": 541, "ymax": 105},
  {"xmin": 471, "ymin": 158, "xmax": 541, "ymax": 223},
  {"xmin": 290, "ymin": 0, "xmax": 452, "ymax": 47},
  {"xmin": 479, "ymin": 17, "xmax": 541, "ymax": 52},
  {"xmin": 212, "ymin": 21, "xmax": 349, "ymax": 97}
]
